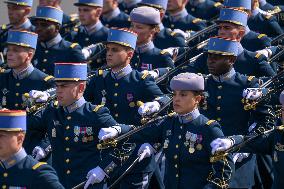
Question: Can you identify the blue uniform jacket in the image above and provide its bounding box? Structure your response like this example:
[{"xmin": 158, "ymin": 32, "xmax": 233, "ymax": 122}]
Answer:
[
  {"xmin": 33, "ymin": 38, "xmax": 86, "ymax": 75},
  {"xmin": 232, "ymin": 127, "xmax": 284, "ymax": 189},
  {"xmin": 118, "ymin": 113, "xmax": 234, "ymax": 189},
  {"xmin": 0, "ymin": 149, "xmax": 64, "ymax": 189},
  {"xmin": 29, "ymin": 102, "xmax": 125, "ymax": 188},
  {"xmin": 154, "ymin": 28, "xmax": 186, "ymax": 49}
]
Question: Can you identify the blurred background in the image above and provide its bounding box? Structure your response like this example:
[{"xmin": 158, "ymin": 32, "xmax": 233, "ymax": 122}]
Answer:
[{"xmin": 0, "ymin": 0, "xmax": 78, "ymax": 25}]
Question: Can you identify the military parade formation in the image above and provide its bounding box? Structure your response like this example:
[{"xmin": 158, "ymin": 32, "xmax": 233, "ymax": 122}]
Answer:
[{"xmin": 0, "ymin": 0, "xmax": 284, "ymax": 189}]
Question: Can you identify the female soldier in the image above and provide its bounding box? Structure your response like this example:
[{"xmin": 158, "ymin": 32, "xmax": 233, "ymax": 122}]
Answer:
[{"xmin": 98, "ymin": 72, "xmax": 234, "ymax": 189}]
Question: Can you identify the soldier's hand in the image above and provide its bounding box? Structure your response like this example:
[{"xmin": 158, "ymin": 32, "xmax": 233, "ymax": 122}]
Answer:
[
  {"xmin": 233, "ymin": 153, "xmax": 250, "ymax": 163},
  {"xmin": 256, "ymin": 48, "xmax": 272, "ymax": 58},
  {"xmin": 32, "ymin": 146, "xmax": 47, "ymax": 160},
  {"xmin": 242, "ymin": 88, "xmax": 265, "ymax": 100},
  {"xmin": 138, "ymin": 143, "xmax": 155, "ymax": 162},
  {"xmin": 138, "ymin": 101, "xmax": 160, "ymax": 116},
  {"xmin": 141, "ymin": 70, "xmax": 158, "ymax": 79},
  {"xmin": 84, "ymin": 166, "xmax": 106, "ymax": 189},
  {"xmin": 28, "ymin": 90, "xmax": 50, "ymax": 102},
  {"xmin": 98, "ymin": 127, "xmax": 119, "ymax": 141},
  {"xmin": 210, "ymin": 138, "xmax": 234, "ymax": 155}
]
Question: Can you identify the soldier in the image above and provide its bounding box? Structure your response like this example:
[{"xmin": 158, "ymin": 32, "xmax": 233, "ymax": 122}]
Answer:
[
  {"xmin": 38, "ymin": 0, "xmax": 80, "ymax": 37},
  {"xmin": 201, "ymin": 37, "xmax": 274, "ymax": 189},
  {"xmin": 184, "ymin": 8, "xmax": 276, "ymax": 77},
  {"xmin": 0, "ymin": 30, "xmax": 54, "ymax": 111},
  {"xmin": 0, "ymin": 0, "xmax": 34, "ymax": 52},
  {"xmin": 29, "ymin": 62, "xmax": 128, "ymax": 188},
  {"xmin": 222, "ymin": 0, "xmax": 272, "ymax": 52},
  {"xmin": 248, "ymin": 0, "xmax": 283, "ymax": 37},
  {"xmin": 0, "ymin": 110, "xmax": 64, "ymax": 189},
  {"xmin": 162, "ymin": 0, "xmax": 207, "ymax": 32},
  {"xmin": 186, "ymin": 0, "xmax": 223, "ymax": 20},
  {"xmin": 129, "ymin": 6, "xmax": 175, "ymax": 78},
  {"xmin": 32, "ymin": 6, "xmax": 85, "ymax": 75},
  {"xmin": 101, "ymin": 0, "xmax": 131, "ymax": 28},
  {"xmin": 84, "ymin": 27, "xmax": 170, "ymax": 188},
  {"xmin": 66, "ymin": 0, "xmax": 109, "ymax": 48},
  {"xmin": 118, "ymin": 0, "xmax": 140, "ymax": 14},
  {"xmin": 138, "ymin": 0, "xmax": 187, "ymax": 49},
  {"xmin": 211, "ymin": 90, "xmax": 284, "ymax": 189},
  {"xmin": 98, "ymin": 72, "xmax": 234, "ymax": 189}
]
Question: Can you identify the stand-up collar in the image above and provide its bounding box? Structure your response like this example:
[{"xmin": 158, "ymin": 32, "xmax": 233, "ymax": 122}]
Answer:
[
  {"xmin": 212, "ymin": 68, "xmax": 236, "ymax": 82},
  {"xmin": 178, "ymin": 108, "xmax": 200, "ymax": 124},
  {"xmin": 0, "ymin": 148, "xmax": 27, "ymax": 169},
  {"xmin": 40, "ymin": 34, "xmax": 62, "ymax": 48},
  {"xmin": 64, "ymin": 97, "xmax": 86, "ymax": 113},
  {"xmin": 136, "ymin": 41, "xmax": 154, "ymax": 53},
  {"xmin": 12, "ymin": 64, "xmax": 34, "ymax": 80},
  {"xmin": 111, "ymin": 64, "xmax": 132, "ymax": 80}
]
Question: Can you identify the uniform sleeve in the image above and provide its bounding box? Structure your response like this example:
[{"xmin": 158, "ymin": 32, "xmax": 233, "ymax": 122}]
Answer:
[
  {"xmin": 264, "ymin": 16, "xmax": 284, "ymax": 37},
  {"xmin": 248, "ymin": 78, "xmax": 275, "ymax": 132},
  {"xmin": 257, "ymin": 59, "xmax": 276, "ymax": 77},
  {"xmin": 32, "ymin": 163, "xmax": 65, "ymax": 189},
  {"xmin": 69, "ymin": 43, "xmax": 86, "ymax": 62},
  {"xmin": 206, "ymin": 124, "xmax": 234, "ymax": 189},
  {"xmin": 231, "ymin": 131, "xmax": 276, "ymax": 155},
  {"xmin": 95, "ymin": 105, "xmax": 118, "ymax": 127},
  {"xmin": 27, "ymin": 108, "xmax": 51, "ymax": 154},
  {"xmin": 84, "ymin": 77, "xmax": 96, "ymax": 103},
  {"xmin": 156, "ymin": 53, "xmax": 175, "ymax": 77},
  {"xmin": 139, "ymin": 74, "xmax": 165, "ymax": 102}
]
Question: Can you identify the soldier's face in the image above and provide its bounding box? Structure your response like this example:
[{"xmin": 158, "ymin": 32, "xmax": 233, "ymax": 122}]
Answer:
[
  {"xmin": 218, "ymin": 23, "xmax": 244, "ymax": 42},
  {"xmin": 103, "ymin": 0, "xmax": 116, "ymax": 14},
  {"xmin": 130, "ymin": 22, "xmax": 155, "ymax": 45},
  {"xmin": 167, "ymin": 0, "xmax": 184, "ymax": 12},
  {"xmin": 7, "ymin": 45, "xmax": 33, "ymax": 69},
  {"xmin": 207, "ymin": 53, "xmax": 235, "ymax": 76},
  {"xmin": 0, "ymin": 131, "xmax": 24, "ymax": 161},
  {"xmin": 7, "ymin": 4, "xmax": 30, "ymax": 25},
  {"xmin": 56, "ymin": 82, "xmax": 85, "ymax": 107},
  {"xmin": 78, "ymin": 6, "xmax": 102, "ymax": 26},
  {"xmin": 173, "ymin": 90, "xmax": 201, "ymax": 114},
  {"xmin": 34, "ymin": 20, "xmax": 58, "ymax": 42},
  {"xmin": 106, "ymin": 43, "xmax": 133, "ymax": 70},
  {"xmin": 39, "ymin": 0, "xmax": 57, "ymax": 6}
]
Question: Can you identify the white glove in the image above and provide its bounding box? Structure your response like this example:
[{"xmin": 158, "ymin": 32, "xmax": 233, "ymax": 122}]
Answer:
[
  {"xmin": 141, "ymin": 70, "xmax": 158, "ymax": 79},
  {"xmin": 173, "ymin": 29, "xmax": 191, "ymax": 39},
  {"xmin": 84, "ymin": 166, "xmax": 107, "ymax": 189},
  {"xmin": 242, "ymin": 88, "xmax": 263, "ymax": 100},
  {"xmin": 32, "ymin": 146, "xmax": 47, "ymax": 160},
  {"xmin": 28, "ymin": 90, "xmax": 50, "ymax": 102},
  {"xmin": 137, "ymin": 143, "xmax": 155, "ymax": 162},
  {"xmin": 98, "ymin": 127, "xmax": 120, "ymax": 141},
  {"xmin": 233, "ymin": 153, "xmax": 250, "ymax": 163},
  {"xmin": 210, "ymin": 138, "xmax": 234, "ymax": 155},
  {"xmin": 161, "ymin": 47, "xmax": 179, "ymax": 57},
  {"xmin": 256, "ymin": 49, "xmax": 272, "ymax": 58},
  {"xmin": 82, "ymin": 48, "xmax": 91, "ymax": 59},
  {"xmin": 138, "ymin": 101, "xmax": 160, "ymax": 116}
]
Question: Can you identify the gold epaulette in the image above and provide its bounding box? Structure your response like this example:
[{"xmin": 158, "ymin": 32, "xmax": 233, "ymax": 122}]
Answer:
[
  {"xmin": 192, "ymin": 18, "xmax": 202, "ymax": 24},
  {"xmin": 214, "ymin": 2, "xmax": 222, "ymax": 7},
  {"xmin": 141, "ymin": 71, "xmax": 149, "ymax": 79},
  {"xmin": 93, "ymin": 105, "xmax": 104, "ymax": 112},
  {"xmin": 206, "ymin": 120, "xmax": 216, "ymax": 126},
  {"xmin": 248, "ymin": 76, "xmax": 255, "ymax": 82},
  {"xmin": 98, "ymin": 69, "xmax": 104, "ymax": 76},
  {"xmin": 255, "ymin": 53, "xmax": 262, "ymax": 59},
  {"xmin": 32, "ymin": 162, "xmax": 47, "ymax": 170},
  {"xmin": 257, "ymin": 34, "xmax": 267, "ymax": 39},
  {"xmin": 1, "ymin": 24, "xmax": 6, "ymax": 30},
  {"xmin": 170, "ymin": 31, "xmax": 177, "ymax": 36},
  {"xmin": 70, "ymin": 43, "xmax": 79, "ymax": 48},
  {"xmin": 168, "ymin": 112, "xmax": 176, "ymax": 117},
  {"xmin": 44, "ymin": 75, "xmax": 54, "ymax": 82}
]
